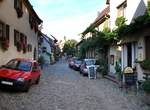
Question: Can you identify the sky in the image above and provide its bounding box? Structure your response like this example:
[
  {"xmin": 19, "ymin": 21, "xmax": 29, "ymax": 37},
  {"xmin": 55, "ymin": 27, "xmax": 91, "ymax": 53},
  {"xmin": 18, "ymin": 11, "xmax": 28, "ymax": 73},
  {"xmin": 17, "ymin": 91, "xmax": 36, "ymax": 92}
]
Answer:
[{"xmin": 29, "ymin": 0, "xmax": 106, "ymax": 42}]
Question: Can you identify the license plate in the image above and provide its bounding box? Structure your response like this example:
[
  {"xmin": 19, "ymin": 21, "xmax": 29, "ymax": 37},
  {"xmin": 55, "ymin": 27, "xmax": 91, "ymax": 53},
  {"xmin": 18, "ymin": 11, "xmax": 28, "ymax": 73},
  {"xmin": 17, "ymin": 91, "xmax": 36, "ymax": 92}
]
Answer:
[{"xmin": 1, "ymin": 81, "xmax": 13, "ymax": 86}]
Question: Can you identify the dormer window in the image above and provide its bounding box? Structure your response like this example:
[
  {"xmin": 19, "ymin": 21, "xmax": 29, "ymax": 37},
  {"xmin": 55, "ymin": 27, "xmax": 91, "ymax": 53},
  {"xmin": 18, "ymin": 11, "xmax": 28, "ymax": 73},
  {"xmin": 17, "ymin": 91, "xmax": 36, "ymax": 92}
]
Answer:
[
  {"xmin": 14, "ymin": 0, "xmax": 23, "ymax": 18},
  {"xmin": 29, "ymin": 14, "xmax": 39, "ymax": 33},
  {"xmin": 117, "ymin": 0, "xmax": 127, "ymax": 17}
]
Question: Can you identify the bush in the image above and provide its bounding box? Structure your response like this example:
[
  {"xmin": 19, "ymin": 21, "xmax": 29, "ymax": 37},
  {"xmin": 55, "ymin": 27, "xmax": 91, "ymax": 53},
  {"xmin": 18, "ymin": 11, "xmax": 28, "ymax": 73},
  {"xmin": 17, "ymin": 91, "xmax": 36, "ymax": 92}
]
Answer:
[
  {"xmin": 143, "ymin": 80, "xmax": 150, "ymax": 93},
  {"xmin": 115, "ymin": 16, "xmax": 126, "ymax": 27},
  {"xmin": 115, "ymin": 61, "xmax": 122, "ymax": 80},
  {"xmin": 141, "ymin": 59, "xmax": 150, "ymax": 71},
  {"xmin": 97, "ymin": 59, "xmax": 108, "ymax": 76}
]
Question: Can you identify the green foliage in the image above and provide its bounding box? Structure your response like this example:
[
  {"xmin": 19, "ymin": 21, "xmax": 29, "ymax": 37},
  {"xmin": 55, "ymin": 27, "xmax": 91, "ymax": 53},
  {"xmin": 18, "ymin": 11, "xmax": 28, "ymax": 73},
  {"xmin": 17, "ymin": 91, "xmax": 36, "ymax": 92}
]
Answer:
[
  {"xmin": 115, "ymin": 61, "xmax": 122, "ymax": 80},
  {"xmin": 81, "ymin": 27, "xmax": 95, "ymax": 38},
  {"xmin": 143, "ymin": 80, "xmax": 150, "ymax": 93},
  {"xmin": 148, "ymin": 1, "xmax": 150, "ymax": 12},
  {"xmin": 97, "ymin": 59, "xmax": 108, "ymax": 76},
  {"xmin": 117, "ymin": 12, "xmax": 150, "ymax": 37},
  {"xmin": 63, "ymin": 39, "xmax": 77, "ymax": 56},
  {"xmin": 141, "ymin": 59, "xmax": 150, "ymax": 71},
  {"xmin": 102, "ymin": 27, "xmax": 111, "ymax": 33},
  {"xmin": 115, "ymin": 16, "xmax": 126, "ymax": 27},
  {"xmin": 80, "ymin": 9, "xmax": 150, "ymax": 58}
]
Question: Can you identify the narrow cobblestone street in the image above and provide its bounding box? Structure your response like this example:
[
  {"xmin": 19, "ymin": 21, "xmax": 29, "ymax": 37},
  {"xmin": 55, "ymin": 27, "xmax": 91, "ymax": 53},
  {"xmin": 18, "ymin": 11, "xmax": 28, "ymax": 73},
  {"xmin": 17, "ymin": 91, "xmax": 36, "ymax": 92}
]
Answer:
[{"xmin": 0, "ymin": 60, "xmax": 149, "ymax": 110}]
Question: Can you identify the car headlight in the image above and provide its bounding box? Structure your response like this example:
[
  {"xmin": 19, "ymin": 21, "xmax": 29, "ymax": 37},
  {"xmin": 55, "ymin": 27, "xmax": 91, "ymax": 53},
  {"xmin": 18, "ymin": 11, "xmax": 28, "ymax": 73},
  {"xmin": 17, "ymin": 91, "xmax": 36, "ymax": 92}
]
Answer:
[{"xmin": 17, "ymin": 78, "xmax": 25, "ymax": 82}]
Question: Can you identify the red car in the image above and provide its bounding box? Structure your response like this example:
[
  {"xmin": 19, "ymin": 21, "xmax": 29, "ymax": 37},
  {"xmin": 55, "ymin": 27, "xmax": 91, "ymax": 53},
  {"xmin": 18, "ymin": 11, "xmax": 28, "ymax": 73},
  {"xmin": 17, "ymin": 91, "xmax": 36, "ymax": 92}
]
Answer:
[{"xmin": 0, "ymin": 58, "xmax": 41, "ymax": 92}]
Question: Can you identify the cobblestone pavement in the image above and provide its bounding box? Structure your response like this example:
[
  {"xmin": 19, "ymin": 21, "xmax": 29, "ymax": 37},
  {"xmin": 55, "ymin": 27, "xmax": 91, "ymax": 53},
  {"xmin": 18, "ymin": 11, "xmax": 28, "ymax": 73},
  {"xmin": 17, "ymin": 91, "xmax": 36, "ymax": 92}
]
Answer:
[{"xmin": 0, "ymin": 60, "xmax": 150, "ymax": 110}]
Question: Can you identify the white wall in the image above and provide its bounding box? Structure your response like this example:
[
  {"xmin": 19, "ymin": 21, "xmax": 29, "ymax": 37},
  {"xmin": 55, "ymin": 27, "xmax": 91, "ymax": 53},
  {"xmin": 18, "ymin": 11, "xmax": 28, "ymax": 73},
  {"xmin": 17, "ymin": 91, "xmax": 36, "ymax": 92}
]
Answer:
[
  {"xmin": 41, "ymin": 37, "xmax": 52, "ymax": 64},
  {"xmin": 0, "ymin": 0, "xmax": 39, "ymax": 65}
]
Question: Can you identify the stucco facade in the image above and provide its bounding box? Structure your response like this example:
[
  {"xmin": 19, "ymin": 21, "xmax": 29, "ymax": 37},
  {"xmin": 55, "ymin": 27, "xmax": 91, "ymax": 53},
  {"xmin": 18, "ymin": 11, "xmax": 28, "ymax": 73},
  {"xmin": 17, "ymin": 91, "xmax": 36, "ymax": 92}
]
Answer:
[{"xmin": 0, "ymin": 0, "xmax": 42, "ymax": 65}]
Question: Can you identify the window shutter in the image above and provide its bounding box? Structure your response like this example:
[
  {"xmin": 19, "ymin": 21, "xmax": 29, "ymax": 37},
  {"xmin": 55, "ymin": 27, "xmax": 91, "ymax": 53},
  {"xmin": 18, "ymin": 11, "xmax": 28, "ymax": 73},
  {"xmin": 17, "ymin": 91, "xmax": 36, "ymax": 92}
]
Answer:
[
  {"xmin": 14, "ymin": 30, "xmax": 17, "ymax": 45},
  {"xmin": 14, "ymin": 30, "xmax": 20, "ymax": 45},
  {"xmin": 20, "ymin": 33, "xmax": 24, "ymax": 43},
  {"xmin": 14, "ymin": 0, "xmax": 23, "ymax": 18},
  {"xmin": 25, "ymin": 36, "xmax": 27, "ymax": 45},
  {"xmin": 0, "ymin": 21, "xmax": 4, "ymax": 38},
  {"xmin": 6, "ymin": 24, "xmax": 10, "ymax": 42},
  {"xmin": 14, "ymin": 0, "xmax": 17, "ymax": 9}
]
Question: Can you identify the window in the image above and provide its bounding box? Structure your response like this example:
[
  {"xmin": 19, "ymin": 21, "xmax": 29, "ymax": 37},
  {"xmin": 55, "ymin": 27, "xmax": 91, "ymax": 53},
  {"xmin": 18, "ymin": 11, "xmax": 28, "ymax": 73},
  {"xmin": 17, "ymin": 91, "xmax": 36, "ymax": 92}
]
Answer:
[
  {"xmin": 14, "ymin": 0, "xmax": 23, "ymax": 18},
  {"xmin": 117, "ymin": 0, "xmax": 127, "ymax": 17},
  {"xmin": 29, "ymin": 14, "xmax": 39, "ymax": 33},
  {"xmin": 20, "ymin": 33, "xmax": 25, "ymax": 44},
  {"xmin": 0, "ymin": 21, "xmax": 9, "ymax": 41},
  {"xmin": 25, "ymin": 36, "xmax": 27, "ymax": 45},
  {"xmin": 6, "ymin": 24, "xmax": 10, "ymax": 42},
  {"xmin": 42, "ymin": 47, "xmax": 47, "ymax": 53},
  {"xmin": 0, "ymin": 21, "xmax": 4, "ymax": 38},
  {"xmin": 27, "ymin": 44, "xmax": 32, "ymax": 52},
  {"xmin": 14, "ymin": 30, "xmax": 20, "ymax": 46}
]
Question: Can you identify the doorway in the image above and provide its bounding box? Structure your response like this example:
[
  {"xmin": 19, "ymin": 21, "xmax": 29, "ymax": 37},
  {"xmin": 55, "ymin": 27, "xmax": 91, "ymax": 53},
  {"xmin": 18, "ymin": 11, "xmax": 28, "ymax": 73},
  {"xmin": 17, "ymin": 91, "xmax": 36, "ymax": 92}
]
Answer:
[
  {"xmin": 127, "ymin": 43, "xmax": 132, "ymax": 67},
  {"xmin": 145, "ymin": 36, "xmax": 150, "ymax": 59}
]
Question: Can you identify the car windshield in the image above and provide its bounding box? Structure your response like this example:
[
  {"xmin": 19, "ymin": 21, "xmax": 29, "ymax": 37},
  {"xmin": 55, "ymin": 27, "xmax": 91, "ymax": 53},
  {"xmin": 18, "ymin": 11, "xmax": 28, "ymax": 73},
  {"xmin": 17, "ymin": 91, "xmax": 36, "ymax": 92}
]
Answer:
[
  {"xmin": 85, "ymin": 60, "xmax": 95, "ymax": 66},
  {"xmin": 5, "ymin": 60, "xmax": 32, "ymax": 72}
]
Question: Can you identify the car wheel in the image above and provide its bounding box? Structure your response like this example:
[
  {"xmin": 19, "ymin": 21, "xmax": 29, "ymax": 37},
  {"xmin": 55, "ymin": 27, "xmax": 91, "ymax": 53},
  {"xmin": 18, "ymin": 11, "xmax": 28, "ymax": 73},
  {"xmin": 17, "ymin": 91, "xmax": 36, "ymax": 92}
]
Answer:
[
  {"xmin": 35, "ymin": 76, "xmax": 40, "ymax": 84},
  {"xmin": 23, "ymin": 80, "xmax": 31, "ymax": 92}
]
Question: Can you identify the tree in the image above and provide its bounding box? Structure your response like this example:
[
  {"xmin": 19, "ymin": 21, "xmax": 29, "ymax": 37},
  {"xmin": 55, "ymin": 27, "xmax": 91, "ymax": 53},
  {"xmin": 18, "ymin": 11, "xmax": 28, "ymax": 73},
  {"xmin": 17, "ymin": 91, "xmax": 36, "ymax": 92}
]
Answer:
[{"xmin": 62, "ymin": 39, "xmax": 77, "ymax": 56}]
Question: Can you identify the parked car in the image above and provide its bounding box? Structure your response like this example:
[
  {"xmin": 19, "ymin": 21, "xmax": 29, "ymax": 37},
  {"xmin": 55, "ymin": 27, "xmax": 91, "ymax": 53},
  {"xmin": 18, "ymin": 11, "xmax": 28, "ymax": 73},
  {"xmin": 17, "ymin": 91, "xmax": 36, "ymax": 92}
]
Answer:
[
  {"xmin": 0, "ymin": 58, "xmax": 41, "ymax": 92},
  {"xmin": 73, "ymin": 60, "xmax": 82, "ymax": 71},
  {"xmin": 80, "ymin": 59, "xmax": 96, "ymax": 76},
  {"xmin": 68, "ymin": 58, "xmax": 75, "ymax": 68}
]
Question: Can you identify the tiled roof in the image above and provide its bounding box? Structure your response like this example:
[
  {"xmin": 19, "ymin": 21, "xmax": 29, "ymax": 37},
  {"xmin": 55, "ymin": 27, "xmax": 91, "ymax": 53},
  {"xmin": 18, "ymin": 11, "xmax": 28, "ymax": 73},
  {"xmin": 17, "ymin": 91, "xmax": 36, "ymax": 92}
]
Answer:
[
  {"xmin": 82, "ymin": 6, "xmax": 110, "ymax": 36},
  {"xmin": 91, "ymin": 6, "xmax": 110, "ymax": 28}
]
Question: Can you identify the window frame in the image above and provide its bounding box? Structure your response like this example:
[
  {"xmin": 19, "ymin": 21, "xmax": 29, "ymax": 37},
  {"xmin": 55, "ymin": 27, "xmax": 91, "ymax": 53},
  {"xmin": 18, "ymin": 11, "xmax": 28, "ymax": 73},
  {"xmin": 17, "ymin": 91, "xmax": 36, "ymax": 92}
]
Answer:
[
  {"xmin": 117, "ymin": 0, "xmax": 127, "ymax": 17},
  {"xmin": 14, "ymin": 29, "xmax": 20, "ymax": 46},
  {"xmin": 0, "ymin": 21, "xmax": 4, "ymax": 38}
]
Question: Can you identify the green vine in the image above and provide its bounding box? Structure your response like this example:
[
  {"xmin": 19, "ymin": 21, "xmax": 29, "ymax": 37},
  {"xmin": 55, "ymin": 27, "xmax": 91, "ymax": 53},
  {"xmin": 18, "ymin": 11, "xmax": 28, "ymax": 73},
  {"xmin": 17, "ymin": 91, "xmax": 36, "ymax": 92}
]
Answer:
[
  {"xmin": 115, "ymin": 16, "xmax": 126, "ymax": 27},
  {"xmin": 80, "ymin": 6, "xmax": 150, "ymax": 58}
]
